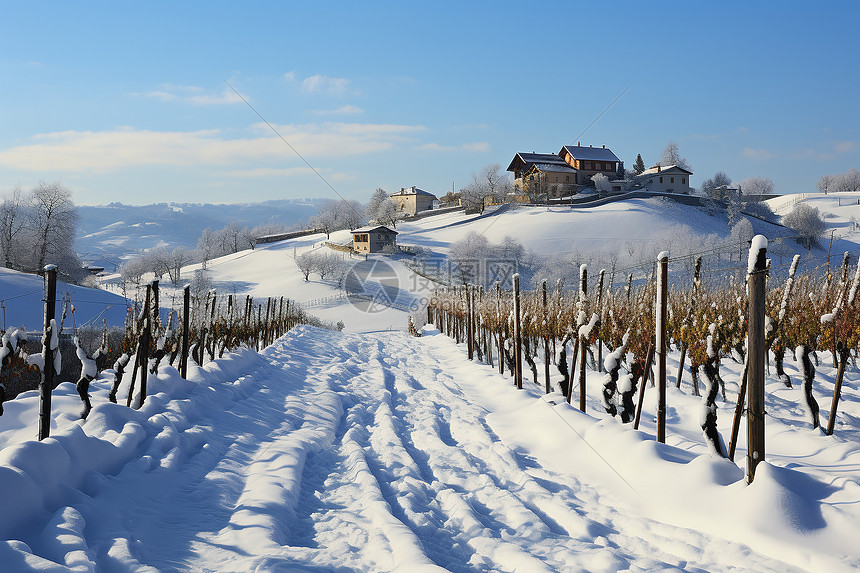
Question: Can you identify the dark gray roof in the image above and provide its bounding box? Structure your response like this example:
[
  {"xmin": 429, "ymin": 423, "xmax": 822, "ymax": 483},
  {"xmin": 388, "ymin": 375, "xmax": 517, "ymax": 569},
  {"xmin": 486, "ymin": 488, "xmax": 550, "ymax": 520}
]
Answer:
[
  {"xmin": 560, "ymin": 145, "xmax": 620, "ymax": 162},
  {"xmin": 532, "ymin": 163, "xmax": 578, "ymax": 174},
  {"xmin": 516, "ymin": 152, "xmax": 568, "ymax": 165},
  {"xmin": 352, "ymin": 225, "xmax": 398, "ymax": 235},
  {"xmin": 392, "ymin": 186, "xmax": 436, "ymax": 198}
]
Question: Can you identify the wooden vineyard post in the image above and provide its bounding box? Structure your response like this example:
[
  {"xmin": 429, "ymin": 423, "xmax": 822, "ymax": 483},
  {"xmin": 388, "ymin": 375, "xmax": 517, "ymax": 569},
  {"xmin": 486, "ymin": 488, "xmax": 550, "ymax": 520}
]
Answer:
[
  {"xmin": 596, "ymin": 269, "xmax": 605, "ymax": 373},
  {"xmin": 466, "ymin": 285, "xmax": 474, "ymax": 360},
  {"xmin": 496, "ymin": 282, "xmax": 504, "ymax": 376},
  {"xmin": 140, "ymin": 283, "xmax": 153, "ymax": 407},
  {"xmin": 542, "ymin": 279, "xmax": 551, "ymax": 394},
  {"xmin": 513, "ymin": 274, "xmax": 523, "ymax": 390},
  {"xmin": 578, "ymin": 331, "xmax": 587, "ymax": 412},
  {"xmin": 633, "ymin": 343, "xmax": 655, "ymax": 430},
  {"xmin": 180, "ymin": 285, "xmax": 190, "ymax": 379},
  {"xmin": 826, "ymin": 344, "xmax": 850, "ymax": 436},
  {"xmin": 676, "ymin": 257, "xmax": 702, "ymax": 389},
  {"xmin": 747, "ymin": 236, "xmax": 768, "ymax": 483},
  {"xmin": 728, "ymin": 364, "xmax": 749, "ymax": 461},
  {"xmin": 656, "ymin": 252, "xmax": 668, "ymax": 443},
  {"xmin": 38, "ymin": 264, "xmax": 58, "ymax": 440}
]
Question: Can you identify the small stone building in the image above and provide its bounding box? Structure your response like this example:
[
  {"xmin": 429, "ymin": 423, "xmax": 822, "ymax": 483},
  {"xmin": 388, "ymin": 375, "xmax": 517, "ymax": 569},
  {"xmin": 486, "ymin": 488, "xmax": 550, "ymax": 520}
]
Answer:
[
  {"xmin": 637, "ymin": 165, "xmax": 693, "ymax": 194},
  {"xmin": 390, "ymin": 187, "xmax": 437, "ymax": 216},
  {"xmin": 351, "ymin": 225, "xmax": 398, "ymax": 254}
]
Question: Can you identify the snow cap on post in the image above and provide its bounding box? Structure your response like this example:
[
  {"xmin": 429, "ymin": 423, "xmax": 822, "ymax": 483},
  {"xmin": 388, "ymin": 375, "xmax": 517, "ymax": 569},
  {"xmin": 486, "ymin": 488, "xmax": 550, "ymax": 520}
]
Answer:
[
  {"xmin": 43, "ymin": 264, "xmax": 57, "ymax": 272},
  {"xmin": 747, "ymin": 235, "xmax": 768, "ymax": 274},
  {"xmin": 657, "ymin": 251, "xmax": 669, "ymax": 261}
]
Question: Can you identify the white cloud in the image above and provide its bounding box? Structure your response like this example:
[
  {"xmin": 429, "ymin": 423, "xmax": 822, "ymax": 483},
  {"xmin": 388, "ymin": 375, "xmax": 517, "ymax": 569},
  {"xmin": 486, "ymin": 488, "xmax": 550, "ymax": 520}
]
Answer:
[
  {"xmin": 742, "ymin": 147, "xmax": 776, "ymax": 161},
  {"xmin": 300, "ymin": 75, "xmax": 352, "ymax": 95},
  {"xmin": 284, "ymin": 71, "xmax": 296, "ymax": 81},
  {"xmin": 835, "ymin": 141, "xmax": 856, "ymax": 153},
  {"xmin": 223, "ymin": 166, "xmax": 356, "ymax": 181},
  {"xmin": 311, "ymin": 105, "xmax": 364, "ymax": 115},
  {"xmin": 137, "ymin": 85, "xmax": 244, "ymax": 105},
  {"xmin": 0, "ymin": 122, "xmax": 426, "ymax": 173},
  {"xmin": 417, "ymin": 142, "xmax": 490, "ymax": 153}
]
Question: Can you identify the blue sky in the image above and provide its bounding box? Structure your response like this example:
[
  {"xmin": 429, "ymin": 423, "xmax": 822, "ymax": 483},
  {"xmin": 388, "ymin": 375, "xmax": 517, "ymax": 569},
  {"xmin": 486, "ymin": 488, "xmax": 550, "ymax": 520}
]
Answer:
[{"xmin": 1, "ymin": 1, "xmax": 858, "ymax": 205}]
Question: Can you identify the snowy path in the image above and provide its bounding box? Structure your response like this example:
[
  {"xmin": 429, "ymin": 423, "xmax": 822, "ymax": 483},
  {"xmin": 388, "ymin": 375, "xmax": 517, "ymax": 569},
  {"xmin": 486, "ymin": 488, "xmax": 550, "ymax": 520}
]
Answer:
[{"xmin": 0, "ymin": 326, "xmax": 854, "ymax": 571}]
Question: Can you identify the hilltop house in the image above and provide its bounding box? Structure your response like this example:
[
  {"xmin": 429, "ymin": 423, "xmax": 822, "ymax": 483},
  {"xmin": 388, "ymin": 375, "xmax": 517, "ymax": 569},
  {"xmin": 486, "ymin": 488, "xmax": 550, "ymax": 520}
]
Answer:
[
  {"xmin": 352, "ymin": 225, "xmax": 398, "ymax": 254},
  {"xmin": 507, "ymin": 144, "xmax": 620, "ymax": 197},
  {"xmin": 636, "ymin": 165, "xmax": 693, "ymax": 194},
  {"xmin": 390, "ymin": 186, "xmax": 437, "ymax": 216}
]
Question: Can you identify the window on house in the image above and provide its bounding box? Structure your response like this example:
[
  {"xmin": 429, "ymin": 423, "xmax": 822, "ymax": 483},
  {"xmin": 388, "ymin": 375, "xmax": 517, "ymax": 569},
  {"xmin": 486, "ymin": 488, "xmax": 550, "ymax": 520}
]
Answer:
[
  {"xmin": 671, "ymin": 177, "xmax": 675, "ymax": 183},
  {"xmin": 565, "ymin": 175, "xmax": 569, "ymax": 182},
  {"xmin": 660, "ymin": 177, "xmax": 663, "ymax": 183},
  {"xmin": 682, "ymin": 178, "xmax": 686, "ymax": 184},
  {"xmin": 585, "ymin": 161, "xmax": 591, "ymax": 169}
]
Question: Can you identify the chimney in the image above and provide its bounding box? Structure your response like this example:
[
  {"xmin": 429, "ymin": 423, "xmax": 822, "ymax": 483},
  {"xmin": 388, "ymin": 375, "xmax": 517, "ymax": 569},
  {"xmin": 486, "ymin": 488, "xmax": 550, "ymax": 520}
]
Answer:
[
  {"xmin": 589, "ymin": 144, "xmax": 592, "ymax": 147},
  {"xmin": 577, "ymin": 141, "xmax": 580, "ymax": 146},
  {"xmin": 657, "ymin": 165, "xmax": 661, "ymax": 172},
  {"xmin": 602, "ymin": 144, "xmax": 605, "ymax": 148}
]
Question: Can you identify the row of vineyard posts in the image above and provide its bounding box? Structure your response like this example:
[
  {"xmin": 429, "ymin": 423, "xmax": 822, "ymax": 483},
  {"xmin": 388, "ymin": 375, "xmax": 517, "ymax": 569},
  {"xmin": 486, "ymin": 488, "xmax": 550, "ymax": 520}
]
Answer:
[
  {"xmin": 427, "ymin": 236, "xmax": 859, "ymax": 483},
  {"xmin": 27, "ymin": 265, "xmax": 314, "ymax": 441}
]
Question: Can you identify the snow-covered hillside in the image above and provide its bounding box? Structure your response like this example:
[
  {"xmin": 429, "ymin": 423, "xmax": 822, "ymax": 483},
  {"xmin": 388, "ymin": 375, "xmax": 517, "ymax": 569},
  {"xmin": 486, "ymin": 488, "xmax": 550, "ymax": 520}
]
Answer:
[
  {"xmin": 2, "ymin": 193, "xmax": 860, "ymax": 571},
  {"xmin": 0, "ymin": 267, "xmax": 129, "ymax": 332},
  {"xmin": 75, "ymin": 199, "xmax": 323, "ymax": 268}
]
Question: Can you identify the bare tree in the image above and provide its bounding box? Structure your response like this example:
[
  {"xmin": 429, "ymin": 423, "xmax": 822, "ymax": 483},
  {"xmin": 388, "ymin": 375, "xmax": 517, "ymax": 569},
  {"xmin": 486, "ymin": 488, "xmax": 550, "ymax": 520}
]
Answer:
[
  {"xmin": 120, "ymin": 257, "xmax": 148, "ymax": 286},
  {"xmin": 698, "ymin": 171, "xmax": 732, "ymax": 199},
  {"xmin": 738, "ymin": 177, "xmax": 775, "ymax": 197},
  {"xmin": 296, "ymin": 251, "xmax": 319, "ymax": 281},
  {"xmin": 337, "ymin": 199, "xmax": 365, "ymax": 230},
  {"xmin": 29, "ymin": 182, "xmax": 78, "ymax": 272},
  {"xmin": 461, "ymin": 164, "xmax": 511, "ymax": 214},
  {"xmin": 783, "ymin": 204, "xmax": 825, "ymax": 250},
  {"xmin": 167, "ymin": 247, "xmax": 191, "ymax": 285},
  {"xmin": 366, "ymin": 188, "xmax": 389, "ymax": 221},
  {"xmin": 836, "ymin": 168, "xmax": 860, "ymax": 193},
  {"xmin": 659, "ymin": 142, "xmax": 691, "ymax": 171},
  {"xmin": 817, "ymin": 174, "xmax": 836, "ymax": 195},
  {"xmin": 0, "ymin": 187, "xmax": 25, "ymax": 269},
  {"xmin": 311, "ymin": 200, "xmax": 345, "ymax": 239},
  {"xmin": 196, "ymin": 227, "xmax": 216, "ymax": 269},
  {"xmin": 375, "ymin": 198, "xmax": 401, "ymax": 228}
]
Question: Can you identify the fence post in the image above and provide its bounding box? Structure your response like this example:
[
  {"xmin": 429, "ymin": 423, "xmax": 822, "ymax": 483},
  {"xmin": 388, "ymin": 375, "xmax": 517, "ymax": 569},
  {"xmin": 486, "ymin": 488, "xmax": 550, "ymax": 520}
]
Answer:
[
  {"xmin": 38, "ymin": 264, "xmax": 58, "ymax": 441},
  {"xmin": 747, "ymin": 235, "xmax": 768, "ymax": 483},
  {"xmin": 466, "ymin": 285, "xmax": 474, "ymax": 360},
  {"xmin": 542, "ymin": 279, "xmax": 551, "ymax": 394},
  {"xmin": 656, "ymin": 251, "xmax": 669, "ymax": 443},
  {"xmin": 513, "ymin": 273, "xmax": 523, "ymax": 390},
  {"xmin": 138, "ymin": 283, "xmax": 152, "ymax": 408},
  {"xmin": 180, "ymin": 285, "xmax": 190, "ymax": 379}
]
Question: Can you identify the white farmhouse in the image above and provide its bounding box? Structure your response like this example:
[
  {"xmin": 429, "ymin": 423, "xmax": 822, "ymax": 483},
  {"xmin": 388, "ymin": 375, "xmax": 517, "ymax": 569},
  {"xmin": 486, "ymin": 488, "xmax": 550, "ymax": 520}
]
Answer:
[{"xmin": 637, "ymin": 165, "xmax": 693, "ymax": 194}]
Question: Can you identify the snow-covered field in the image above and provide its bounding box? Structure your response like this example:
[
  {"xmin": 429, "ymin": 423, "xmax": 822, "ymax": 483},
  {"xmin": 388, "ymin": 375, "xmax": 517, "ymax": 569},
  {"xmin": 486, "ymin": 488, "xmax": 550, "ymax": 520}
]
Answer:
[
  {"xmin": 2, "ymin": 193, "xmax": 860, "ymax": 571},
  {"xmin": 0, "ymin": 322, "xmax": 858, "ymax": 571}
]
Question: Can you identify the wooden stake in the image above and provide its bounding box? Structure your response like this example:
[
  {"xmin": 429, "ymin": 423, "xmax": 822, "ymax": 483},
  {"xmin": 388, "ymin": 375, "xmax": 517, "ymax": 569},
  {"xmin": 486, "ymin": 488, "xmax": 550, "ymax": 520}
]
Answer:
[
  {"xmin": 656, "ymin": 252, "xmax": 668, "ymax": 443},
  {"xmin": 513, "ymin": 274, "xmax": 523, "ymax": 390},
  {"xmin": 747, "ymin": 236, "xmax": 768, "ymax": 483},
  {"xmin": 180, "ymin": 285, "xmax": 190, "ymax": 379},
  {"xmin": 38, "ymin": 265, "xmax": 58, "ymax": 440}
]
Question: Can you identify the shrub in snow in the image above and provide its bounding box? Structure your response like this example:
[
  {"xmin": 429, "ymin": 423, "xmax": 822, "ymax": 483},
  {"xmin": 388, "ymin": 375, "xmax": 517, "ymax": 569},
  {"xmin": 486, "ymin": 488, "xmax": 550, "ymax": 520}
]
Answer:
[
  {"xmin": 601, "ymin": 332, "xmax": 628, "ymax": 417},
  {"xmin": 109, "ymin": 353, "xmax": 131, "ymax": 404}
]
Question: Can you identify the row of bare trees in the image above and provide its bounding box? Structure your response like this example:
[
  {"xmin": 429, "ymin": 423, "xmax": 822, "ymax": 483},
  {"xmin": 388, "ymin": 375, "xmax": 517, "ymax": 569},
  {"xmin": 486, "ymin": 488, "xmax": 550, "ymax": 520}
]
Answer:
[{"xmin": 1, "ymin": 182, "xmax": 85, "ymax": 283}]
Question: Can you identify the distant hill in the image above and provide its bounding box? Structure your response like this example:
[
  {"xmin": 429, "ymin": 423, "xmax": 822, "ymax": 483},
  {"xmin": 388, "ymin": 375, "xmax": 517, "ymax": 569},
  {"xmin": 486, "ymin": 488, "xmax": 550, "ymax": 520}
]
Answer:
[{"xmin": 75, "ymin": 199, "xmax": 325, "ymax": 269}]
